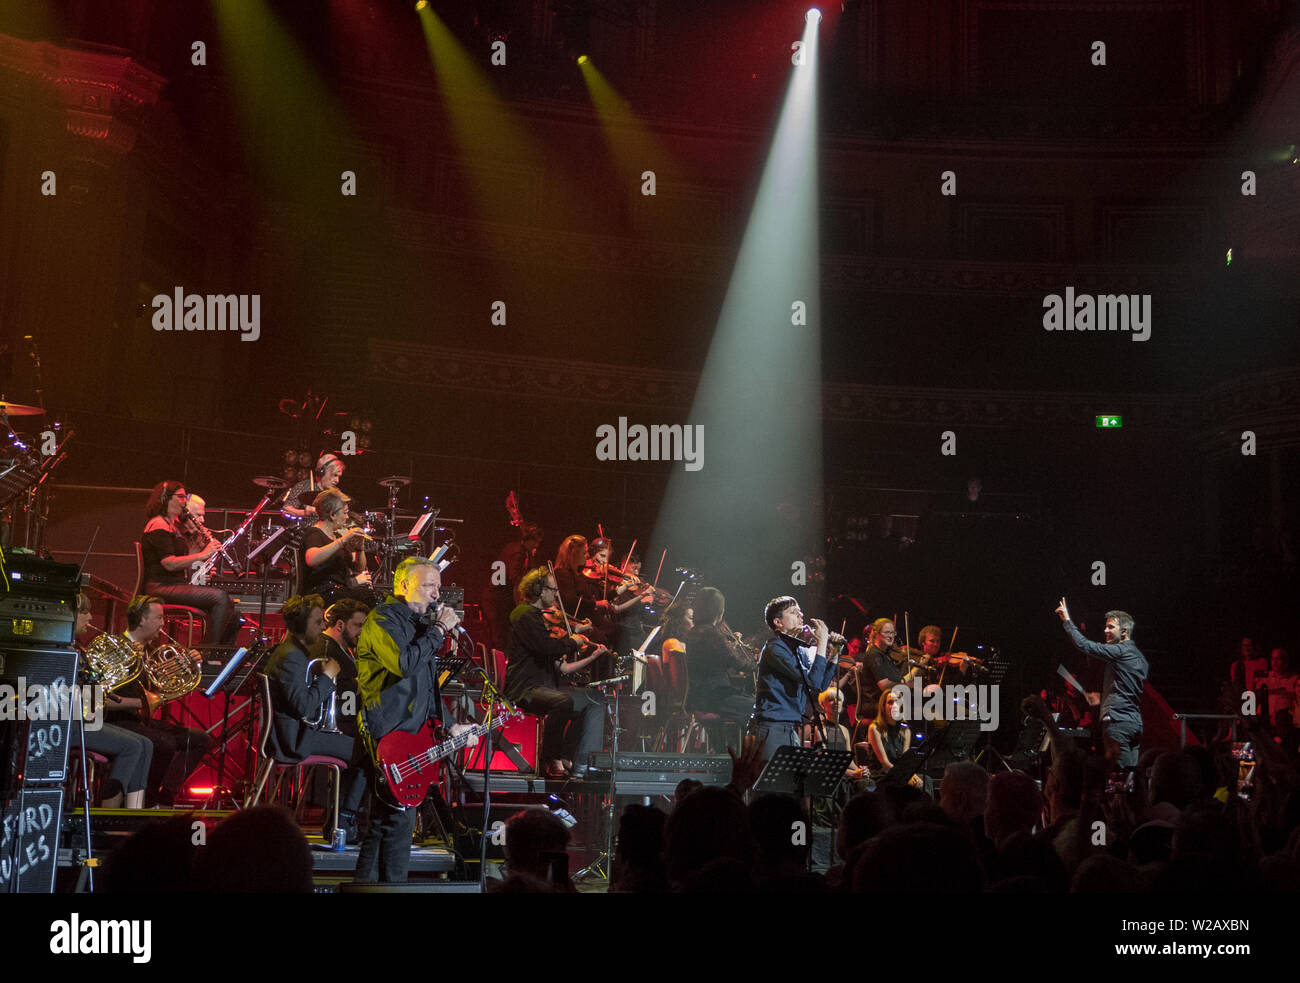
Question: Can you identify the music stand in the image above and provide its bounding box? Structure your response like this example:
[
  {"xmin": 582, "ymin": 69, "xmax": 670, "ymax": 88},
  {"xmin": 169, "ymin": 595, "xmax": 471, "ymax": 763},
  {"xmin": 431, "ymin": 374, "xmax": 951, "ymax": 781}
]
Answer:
[
  {"xmin": 875, "ymin": 745, "xmax": 929, "ymax": 787},
  {"xmin": 201, "ymin": 639, "xmax": 271, "ymax": 809},
  {"xmin": 754, "ymin": 746, "xmax": 854, "ymax": 798}
]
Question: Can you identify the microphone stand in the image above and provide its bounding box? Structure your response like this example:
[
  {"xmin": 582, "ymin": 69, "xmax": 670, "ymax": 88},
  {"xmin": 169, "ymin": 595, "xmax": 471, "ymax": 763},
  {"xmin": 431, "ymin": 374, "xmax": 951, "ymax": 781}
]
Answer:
[{"xmin": 472, "ymin": 666, "xmax": 515, "ymax": 893}]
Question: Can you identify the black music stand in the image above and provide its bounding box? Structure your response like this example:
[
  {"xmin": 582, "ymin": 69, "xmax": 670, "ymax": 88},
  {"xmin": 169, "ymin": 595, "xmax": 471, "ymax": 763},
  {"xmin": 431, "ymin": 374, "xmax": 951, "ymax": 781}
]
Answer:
[
  {"xmin": 200, "ymin": 638, "xmax": 271, "ymax": 810},
  {"xmin": 754, "ymin": 746, "xmax": 855, "ymax": 798},
  {"xmin": 875, "ymin": 745, "xmax": 929, "ymax": 787}
]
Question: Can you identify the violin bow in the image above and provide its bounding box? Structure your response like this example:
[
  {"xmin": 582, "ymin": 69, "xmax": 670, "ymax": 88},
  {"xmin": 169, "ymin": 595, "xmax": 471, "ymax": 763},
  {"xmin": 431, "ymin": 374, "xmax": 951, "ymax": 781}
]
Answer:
[{"xmin": 546, "ymin": 561, "xmax": 574, "ymax": 636}]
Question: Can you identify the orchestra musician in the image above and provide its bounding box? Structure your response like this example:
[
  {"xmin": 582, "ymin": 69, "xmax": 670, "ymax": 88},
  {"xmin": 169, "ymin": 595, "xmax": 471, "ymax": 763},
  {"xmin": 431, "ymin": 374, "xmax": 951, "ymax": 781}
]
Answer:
[
  {"xmin": 311, "ymin": 598, "xmax": 370, "ymax": 739},
  {"xmin": 553, "ymin": 535, "xmax": 590, "ymax": 617},
  {"xmin": 804, "ymin": 687, "xmax": 865, "ymax": 787},
  {"xmin": 142, "ymin": 481, "xmax": 241, "ymax": 650},
  {"xmin": 484, "ymin": 522, "xmax": 543, "ymax": 651},
  {"xmin": 73, "ymin": 593, "xmax": 153, "ymax": 809},
  {"xmin": 578, "ymin": 538, "xmax": 654, "ymax": 620},
  {"xmin": 141, "ymin": 481, "xmax": 239, "ymax": 644},
  {"xmin": 354, "ymin": 558, "xmax": 478, "ymax": 884},
  {"xmin": 503, "ymin": 567, "xmax": 609, "ymax": 780},
  {"xmin": 683, "ymin": 587, "xmax": 755, "ymax": 733},
  {"xmin": 863, "ymin": 617, "xmax": 930, "ymax": 695},
  {"xmin": 264, "ymin": 594, "xmax": 369, "ymax": 844},
  {"xmin": 283, "ymin": 451, "xmax": 347, "ymax": 519},
  {"xmin": 749, "ymin": 595, "xmax": 836, "ymax": 764},
  {"xmin": 301, "ymin": 487, "xmax": 374, "ymax": 606},
  {"xmin": 103, "ymin": 595, "xmax": 213, "ymax": 807},
  {"xmin": 179, "ymin": 493, "xmax": 210, "ymax": 552},
  {"xmin": 864, "ymin": 687, "xmax": 923, "ymax": 788}
]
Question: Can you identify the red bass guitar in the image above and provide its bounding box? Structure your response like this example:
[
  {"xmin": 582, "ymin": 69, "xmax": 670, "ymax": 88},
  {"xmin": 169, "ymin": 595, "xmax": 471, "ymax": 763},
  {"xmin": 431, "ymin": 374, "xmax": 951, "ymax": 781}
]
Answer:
[{"xmin": 374, "ymin": 710, "xmax": 523, "ymax": 808}]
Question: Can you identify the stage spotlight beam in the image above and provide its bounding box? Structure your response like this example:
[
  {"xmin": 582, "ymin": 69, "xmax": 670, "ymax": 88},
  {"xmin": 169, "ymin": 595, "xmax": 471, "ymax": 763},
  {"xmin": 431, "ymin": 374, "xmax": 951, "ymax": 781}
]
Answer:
[{"xmin": 651, "ymin": 14, "xmax": 823, "ymax": 610}]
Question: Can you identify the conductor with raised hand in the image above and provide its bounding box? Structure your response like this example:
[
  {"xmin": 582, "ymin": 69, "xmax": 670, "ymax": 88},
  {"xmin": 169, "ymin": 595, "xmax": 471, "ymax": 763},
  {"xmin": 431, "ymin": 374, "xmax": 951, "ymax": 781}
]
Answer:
[{"xmin": 1055, "ymin": 597, "xmax": 1149, "ymax": 768}]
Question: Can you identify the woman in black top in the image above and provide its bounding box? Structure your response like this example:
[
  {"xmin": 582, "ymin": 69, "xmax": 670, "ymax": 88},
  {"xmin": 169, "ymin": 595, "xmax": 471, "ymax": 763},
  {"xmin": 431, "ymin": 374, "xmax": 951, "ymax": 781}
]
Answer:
[
  {"xmin": 301, "ymin": 488, "xmax": 373, "ymax": 606},
  {"xmin": 865, "ymin": 688, "xmax": 922, "ymax": 787},
  {"xmin": 141, "ymin": 481, "xmax": 238, "ymax": 644}
]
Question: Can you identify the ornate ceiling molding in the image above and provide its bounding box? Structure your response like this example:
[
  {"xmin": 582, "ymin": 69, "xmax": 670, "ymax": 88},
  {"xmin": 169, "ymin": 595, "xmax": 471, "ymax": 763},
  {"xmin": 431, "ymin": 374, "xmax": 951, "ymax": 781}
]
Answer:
[
  {"xmin": 367, "ymin": 337, "xmax": 1253, "ymax": 434},
  {"xmin": 0, "ymin": 34, "xmax": 164, "ymax": 155}
]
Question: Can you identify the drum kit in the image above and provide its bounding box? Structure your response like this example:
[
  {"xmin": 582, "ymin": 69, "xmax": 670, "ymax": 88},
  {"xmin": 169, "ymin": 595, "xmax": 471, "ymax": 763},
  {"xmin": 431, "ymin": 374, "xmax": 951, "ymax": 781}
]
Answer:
[
  {"xmin": 231, "ymin": 472, "xmax": 439, "ymax": 602},
  {"xmin": 0, "ymin": 399, "xmax": 72, "ymax": 549}
]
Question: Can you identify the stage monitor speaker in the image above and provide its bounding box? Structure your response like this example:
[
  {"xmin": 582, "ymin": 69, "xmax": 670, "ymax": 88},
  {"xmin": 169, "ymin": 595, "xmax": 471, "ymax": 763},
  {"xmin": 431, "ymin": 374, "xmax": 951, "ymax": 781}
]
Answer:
[
  {"xmin": 1, "ymin": 787, "xmax": 64, "ymax": 893},
  {"xmin": 0, "ymin": 646, "xmax": 80, "ymax": 784}
]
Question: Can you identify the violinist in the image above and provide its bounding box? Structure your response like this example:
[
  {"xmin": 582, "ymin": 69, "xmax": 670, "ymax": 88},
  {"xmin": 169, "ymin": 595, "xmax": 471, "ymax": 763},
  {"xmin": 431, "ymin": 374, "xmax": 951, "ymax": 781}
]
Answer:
[
  {"xmin": 301, "ymin": 488, "xmax": 374, "ymax": 606},
  {"xmin": 864, "ymin": 618, "xmax": 930, "ymax": 695},
  {"xmin": 750, "ymin": 596, "xmax": 837, "ymax": 763},
  {"xmin": 578, "ymin": 539, "xmax": 654, "ymax": 624},
  {"xmin": 553, "ymin": 535, "xmax": 591, "ymax": 621},
  {"xmin": 503, "ymin": 567, "xmax": 609, "ymax": 780},
  {"xmin": 683, "ymin": 587, "xmax": 755, "ymax": 735}
]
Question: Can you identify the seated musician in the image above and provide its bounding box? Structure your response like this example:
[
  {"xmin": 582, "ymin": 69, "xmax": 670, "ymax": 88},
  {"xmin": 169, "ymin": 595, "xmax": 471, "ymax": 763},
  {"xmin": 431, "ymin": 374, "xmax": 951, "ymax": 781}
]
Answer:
[
  {"xmin": 503, "ymin": 567, "xmax": 609, "ymax": 780},
  {"xmin": 264, "ymin": 594, "xmax": 369, "ymax": 843},
  {"xmin": 141, "ymin": 480, "xmax": 238, "ymax": 644},
  {"xmin": 283, "ymin": 451, "xmax": 347, "ymax": 520},
  {"xmin": 864, "ymin": 688, "xmax": 922, "ymax": 788},
  {"xmin": 74, "ymin": 593, "xmax": 153, "ymax": 809},
  {"xmin": 301, "ymin": 488, "xmax": 374, "ymax": 607},
  {"xmin": 578, "ymin": 539, "xmax": 654, "ymax": 623},
  {"xmin": 863, "ymin": 618, "xmax": 930, "ymax": 695},
  {"xmin": 805, "ymin": 687, "xmax": 865, "ymax": 824},
  {"xmin": 658, "ymin": 601, "xmax": 693, "ymax": 700},
  {"xmin": 310, "ymin": 598, "xmax": 371, "ymax": 740},
  {"xmin": 104, "ymin": 595, "xmax": 213, "ymax": 807},
  {"xmin": 552, "ymin": 534, "xmax": 589, "ymax": 608},
  {"xmin": 807, "ymin": 687, "xmax": 864, "ymax": 776},
  {"xmin": 683, "ymin": 587, "xmax": 755, "ymax": 728}
]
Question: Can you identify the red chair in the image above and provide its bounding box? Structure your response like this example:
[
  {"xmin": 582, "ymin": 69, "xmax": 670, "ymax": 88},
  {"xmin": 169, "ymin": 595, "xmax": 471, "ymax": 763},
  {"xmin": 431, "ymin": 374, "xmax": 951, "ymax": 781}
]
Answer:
[{"xmin": 245, "ymin": 675, "xmax": 348, "ymax": 838}]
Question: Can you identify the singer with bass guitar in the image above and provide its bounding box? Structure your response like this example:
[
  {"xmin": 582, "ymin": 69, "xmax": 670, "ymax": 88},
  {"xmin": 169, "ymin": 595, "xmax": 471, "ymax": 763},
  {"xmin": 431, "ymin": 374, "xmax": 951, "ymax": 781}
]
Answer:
[{"xmin": 353, "ymin": 558, "xmax": 479, "ymax": 884}]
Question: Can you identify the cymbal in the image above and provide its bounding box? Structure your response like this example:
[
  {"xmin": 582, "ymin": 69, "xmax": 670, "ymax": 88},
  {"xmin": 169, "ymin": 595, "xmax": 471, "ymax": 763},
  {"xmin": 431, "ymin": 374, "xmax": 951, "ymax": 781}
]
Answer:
[
  {"xmin": 378, "ymin": 475, "xmax": 411, "ymax": 489},
  {"xmin": 252, "ymin": 475, "xmax": 290, "ymax": 490},
  {"xmin": 0, "ymin": 401, "xmax": 44, "ymax": 417}
]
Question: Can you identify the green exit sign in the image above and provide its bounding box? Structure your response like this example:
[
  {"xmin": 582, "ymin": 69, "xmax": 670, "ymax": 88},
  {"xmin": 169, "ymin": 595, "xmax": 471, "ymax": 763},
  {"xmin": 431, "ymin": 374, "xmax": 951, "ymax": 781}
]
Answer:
[{"xmin": 1096, "ymin": 415, "xmax": 1123, "ymax": 428}]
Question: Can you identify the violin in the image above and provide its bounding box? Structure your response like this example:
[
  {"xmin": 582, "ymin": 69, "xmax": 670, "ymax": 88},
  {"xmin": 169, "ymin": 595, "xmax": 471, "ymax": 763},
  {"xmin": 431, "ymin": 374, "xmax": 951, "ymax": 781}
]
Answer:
[
  {"xmin": 580, "ymin": 562, "xmax": 628, "ymax": 586},
  {"xmin": 542, "ymin": 605, "xmax": 594, "ymax": 639},
  {"xmin": 786, "ymin": 622, "xmax": 847, "ymax": 650},
  {"xmin": 888, "ymin": 644, "xmax": 926, "ymax": 664}
]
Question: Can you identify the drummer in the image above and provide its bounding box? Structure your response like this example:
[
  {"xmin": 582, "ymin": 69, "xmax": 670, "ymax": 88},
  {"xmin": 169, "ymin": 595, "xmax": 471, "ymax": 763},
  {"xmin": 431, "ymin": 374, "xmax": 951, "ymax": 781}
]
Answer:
[
  {"xmin": 283, "ymin": 452, "xmax": 347, "ymax": 519},
  {"xmin": 300, "ymin": 488, "xmax": 374, "ymax": 606}
]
